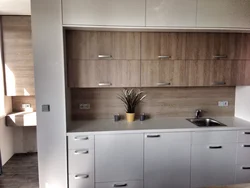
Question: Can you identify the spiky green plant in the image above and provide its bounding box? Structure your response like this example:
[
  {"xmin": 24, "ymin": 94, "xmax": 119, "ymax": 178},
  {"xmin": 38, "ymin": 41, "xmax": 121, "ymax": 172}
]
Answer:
[{"xmin": 118, "ymin": 89, "xmax": 146, "ymax": 113}]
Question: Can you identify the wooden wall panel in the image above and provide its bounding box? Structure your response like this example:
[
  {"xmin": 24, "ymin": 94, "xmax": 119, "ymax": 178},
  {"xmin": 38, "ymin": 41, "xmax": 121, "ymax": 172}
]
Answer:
[
  {"xmin": 2, "ymin": 16, "xmax": 35, "ymax": 96},
  {"xmin": 12, "ymin": 96, "xmax": 36, "ymax": 112},
  {"xmin": 71, "ymin": 87, "xmax": 235, "ymax": 120}
]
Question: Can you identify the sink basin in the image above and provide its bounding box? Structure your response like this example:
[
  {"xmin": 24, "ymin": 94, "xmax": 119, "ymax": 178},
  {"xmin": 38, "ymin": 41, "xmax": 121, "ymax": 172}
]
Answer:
[{"xmin": 186, "ymin": 118, "xmax": 227, "ymax": 127}]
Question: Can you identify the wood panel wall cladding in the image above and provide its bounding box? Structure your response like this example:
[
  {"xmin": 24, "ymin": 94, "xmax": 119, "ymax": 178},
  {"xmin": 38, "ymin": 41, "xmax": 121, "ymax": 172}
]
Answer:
[
  {"xmin": 71, "ymin": 87, "xmax": 235, "ymax": 120},
  {"xmin": 2, "ymin": 16, "xmax": 35, "ymax": 96},
  {"xmin": 66, "ymin": 31, "xmax": 250, "ymax": 88}
]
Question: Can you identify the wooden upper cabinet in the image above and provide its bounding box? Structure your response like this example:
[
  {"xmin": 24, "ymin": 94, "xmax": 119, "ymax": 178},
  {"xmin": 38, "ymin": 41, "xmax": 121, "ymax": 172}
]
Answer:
[
  {"xmin": 2, "ymin": 16, "xmax": 35, "ymax": 96},
  {"xmin": 235, "ymin": 60, "xmax": 250, "ymax": 86},
  {"xmin": 197, "ymin": 0, "xmax": 250, "ymax": 28},
  {"xmin": 141, "ymin": 33, "xmax": 186, "ymax": 60},
  {"xmin": 68, "ymin": 60, "xmax": 140, "ymax": 88},
  {"xmin": 146, "ymin": 0, "xmax": 197, "ymax": 27},
  {"xmin": 66, "ymin": 31, "xmax": 140, "ymax": 60},
  {"xmin": 141, "ymin": 60, "xmax": 187, "ymax": 87},
  {"xmin": 62, "ymin": 0, "xmax": 145, "ymax": 26}
]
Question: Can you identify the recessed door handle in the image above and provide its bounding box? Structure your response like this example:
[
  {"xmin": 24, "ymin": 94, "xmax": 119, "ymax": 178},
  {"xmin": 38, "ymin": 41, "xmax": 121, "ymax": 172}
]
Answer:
[
  {"xmin": 74, "ymin": 136, "xmax": 89, "ymax": 141},
  {"xmin": 98, "ymin": 55, "xmax": 112, "ymax": 59},
  {"xmin": 213, "ymin": 55, "xmax": 228, "ymax": 59},
  {"xmin": 74, "ymin": 150, "xmax": 89, "ymax": 154},
  {"xmin": 242, "ymin": 167, "xmax": 250, "ymax": 170},
  {"xmin": 209, "ymin": 146, "xmax": 222, "ymax": 149},
  {"xmin": 74, "ymin": 174, "xmax": 89, "ymax": 179},
  {"xmin": 158, "ymin": 55, "xmax": 171, "ymax": 59},
  {"xmin": 113, "ymin": 183, "xmax": 128, "ymax": 187},
  {"xmin": 147, "ymin": 134, "xmax": 161, "ymax": 138}
]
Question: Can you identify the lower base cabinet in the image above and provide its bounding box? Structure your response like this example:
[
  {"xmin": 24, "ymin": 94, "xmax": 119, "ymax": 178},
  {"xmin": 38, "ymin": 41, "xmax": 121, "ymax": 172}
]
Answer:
[
  {"xmin": 96, "ymin": 181, "xmax": 143, "ymax": 188},
  {"xmin": 69, "ymin": 174, "xmax": 94, "ymax": 188}
]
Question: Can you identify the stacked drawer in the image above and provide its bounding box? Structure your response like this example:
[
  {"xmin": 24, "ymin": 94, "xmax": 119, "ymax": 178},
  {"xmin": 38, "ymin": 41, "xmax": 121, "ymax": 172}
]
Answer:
[
  {"xmin": 68, "ymin": 135, "xmax": 94, "ymax": 188},
  {"xmin": 236, "ymin": 130, "xmax": 250, "ymax": 184}
]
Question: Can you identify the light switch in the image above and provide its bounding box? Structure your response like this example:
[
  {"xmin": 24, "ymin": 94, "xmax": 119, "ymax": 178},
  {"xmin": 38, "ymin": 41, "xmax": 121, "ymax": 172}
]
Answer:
[{"xmin": 42, "ymin": 105, "xmax": 50, "ymax": 112}]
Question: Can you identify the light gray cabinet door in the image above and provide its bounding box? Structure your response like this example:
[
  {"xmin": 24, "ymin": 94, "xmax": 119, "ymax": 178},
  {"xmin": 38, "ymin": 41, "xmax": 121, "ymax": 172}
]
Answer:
[
  {"xmin": 62, "ymin": 0, "xmax": 145, "ymax": 26},
  {"xmin": 191, "ymin": 143, "xmax": 237, "ymax": 188},
  {"xmin": 236, "ymin": 165, "xmax": 250, "ymax": 184},
  {"xmin": 144, "ymin": 132, "xmax": 191, "ymax": 188},
  {"xmin": 95, "ymin": 134, "xmax": 143, "ymax": 183}
]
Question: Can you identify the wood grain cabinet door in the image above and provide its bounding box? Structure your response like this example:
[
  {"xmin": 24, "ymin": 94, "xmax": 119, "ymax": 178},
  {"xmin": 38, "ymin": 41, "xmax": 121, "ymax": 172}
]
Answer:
[
  {"xmin": 68, "ymin": 60, "xmax": 140, "ymax": 88},
  {"xmin": 141, "ymin": 60, "xmax": 187, "ymax": 87},
  {"xmin": 146, "ymin": 0, "xmax": 197, "ymax": 27},
  {"xmin": 2, "ymin": 16, "xmax": 35, "ymax": 96},
  {"xmin": 66, "ymin": 31, "xmax": 140, "ymax": 60},
  {"xmin": 62, "ymin": 0, "xmax": 145, "ymax": 26},
  {"xmin": 141, "ymin": 32, "xmax": 186, "ymax": 60},
  {"xmin": 235, "ymin": 60, "xmax": 250, "ymax": 86}
]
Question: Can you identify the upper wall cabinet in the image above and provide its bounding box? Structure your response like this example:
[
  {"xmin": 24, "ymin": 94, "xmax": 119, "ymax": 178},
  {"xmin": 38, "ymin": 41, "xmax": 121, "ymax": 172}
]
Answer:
[
  {"xmin": 62, "ymin": 0, "xmax": 146, "ymax": 26},
  {"xmin": 2, "ymin": 16, "xmax": 35, "ymax": 96},
  {"xmin": 146, "ymin": 0, "xmax": 197, "ymax": 27},
  {"xmin": 197, "ymin": 0, "xmax": 250, "ymax": 28}
]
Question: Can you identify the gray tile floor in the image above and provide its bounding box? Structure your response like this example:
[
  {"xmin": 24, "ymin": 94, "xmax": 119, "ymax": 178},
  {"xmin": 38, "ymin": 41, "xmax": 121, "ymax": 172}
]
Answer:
[{"xmin": 0, "ymin": 153, "xmax": 39, "ymax": 188}]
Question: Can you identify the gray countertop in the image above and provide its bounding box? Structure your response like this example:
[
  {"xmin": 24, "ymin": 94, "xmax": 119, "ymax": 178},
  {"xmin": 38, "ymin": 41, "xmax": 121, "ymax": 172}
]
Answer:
[{"xmin": 67, "ymin": 116, "xmax": 250, "ymax": 135}]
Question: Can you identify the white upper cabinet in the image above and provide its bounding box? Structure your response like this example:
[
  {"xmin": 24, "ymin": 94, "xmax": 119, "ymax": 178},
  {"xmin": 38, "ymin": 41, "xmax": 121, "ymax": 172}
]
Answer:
[
  {"xmin": 62, "ymin": 0, "xmax": 146, "ymax": 26},
  {"xmin": 197, "ymin": 0, "xmax": 250, "ymax": 28},
  {"xmin": 146, "ymin": 0, "xmax": 197, "ymax": 27}
]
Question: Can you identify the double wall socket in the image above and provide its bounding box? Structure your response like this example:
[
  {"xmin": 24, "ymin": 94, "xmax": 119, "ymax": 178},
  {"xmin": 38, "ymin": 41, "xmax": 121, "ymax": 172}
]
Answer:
[
  {"xmin": 218, "ymin": 101, "xmax": 229, "ymax": 107},
  {"xmin": 79, "ymin": 103, "xmax": 90, "ymax": 110}
]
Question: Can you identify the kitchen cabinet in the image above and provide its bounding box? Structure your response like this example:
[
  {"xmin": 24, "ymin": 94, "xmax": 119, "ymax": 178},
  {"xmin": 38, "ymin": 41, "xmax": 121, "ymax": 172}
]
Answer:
[
  {"xmin": 141, "ymin": 60, "xmax": 187, "ymax": 87},
  {"xmin": 141, "ymin": 32, "xmax": 186, "ymax": 60},
  {"xmin": 62, "ymin": 0, "xmax": 145, "ymax": 26},
  {"xmin": 96, "ymin": 181, "xmax": 143, "ymax": 188},
  {"xmin": 144, "ymin": 132, "xmax": 191, "ymax": 188},
  {"xmin": 2, "ymin": 16, "xmax": 35, "ymax": 96},
  {"xmin": 66, "ymin": 31, "xmax": 141, "ymax": 60},
  {"xmin": 197, "ymin": 0, "xmax": 250, "ymax": 28},
  {"xmin": 68, "ymin": 60, "xmax": 140, "ymax": 87},
  {"xmin": 191, "ymin": 131, "xmax": 237, "ymax": 188},
  {"xmin": 95, "ymin": 134, "xmax": 143, "ymax": 183},
  {"xmin": 146, "ymin": 0, "xmax": 197, "ymax": 27},
  {"xmin": 235, "ymin": 61, "xmax": 250, "ymax": 86}
]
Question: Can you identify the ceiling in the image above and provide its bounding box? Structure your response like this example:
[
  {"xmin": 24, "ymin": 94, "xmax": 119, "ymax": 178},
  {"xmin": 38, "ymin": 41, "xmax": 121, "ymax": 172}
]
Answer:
[{"xmin": 0, "ymin": 0, "xmax": 31, "ymax": 15}]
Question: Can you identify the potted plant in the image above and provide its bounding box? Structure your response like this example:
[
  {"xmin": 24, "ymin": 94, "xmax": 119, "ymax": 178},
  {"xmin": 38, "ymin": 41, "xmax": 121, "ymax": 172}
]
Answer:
[{"xmin": 118, "ymin": 89, "xmax": 146, "ymax": 122}]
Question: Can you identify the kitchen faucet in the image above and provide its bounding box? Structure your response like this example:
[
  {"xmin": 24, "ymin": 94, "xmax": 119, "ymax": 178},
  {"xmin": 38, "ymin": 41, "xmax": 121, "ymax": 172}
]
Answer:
[{"xmin": 195, "ymin": 109, "xmax": 203, "ymax": 119}]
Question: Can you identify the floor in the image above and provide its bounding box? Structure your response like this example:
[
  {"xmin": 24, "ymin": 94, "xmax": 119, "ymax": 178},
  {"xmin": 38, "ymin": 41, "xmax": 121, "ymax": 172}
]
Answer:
[{"xmin": 0, "ymin": 153, "xmax": 39, "ymax": 188}]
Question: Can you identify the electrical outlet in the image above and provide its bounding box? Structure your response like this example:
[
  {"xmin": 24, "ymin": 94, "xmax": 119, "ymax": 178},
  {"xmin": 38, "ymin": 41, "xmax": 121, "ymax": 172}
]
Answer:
[
  {"xmin": 22, "ymin": 104, "xmax": 31, "ymax": 109},
  {"xmin": 218, "ymin": 101, "xmax": 229, "ymax": 107},
  {"xmin": 79, "ymin": 103, "xmax": 90, "ymax": 110}
]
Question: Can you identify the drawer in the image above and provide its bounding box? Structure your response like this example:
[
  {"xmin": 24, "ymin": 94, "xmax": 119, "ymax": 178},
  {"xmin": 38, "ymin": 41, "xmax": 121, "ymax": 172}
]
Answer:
[
  {"xmin": 237, "ymin": 143, "xmax": 250, "ymax": 165},
  {"xmin": 235, "ymin": 165, "xmax": 250, "ymax": 184},
  {"xmin": 68, "ymin": 135, "xmax": 94, "ymax": 149},
  {"xmin": 68, "ymin": 149, "xmax": 94, "ymax": 174},
  {"xmin": 238, "ymin": 130, "xmax": 250, "ymax": 143},
  {"xmin": 96, "ymin": 181, "xmax": 143, "ymax": 188},
  {"xmin": 69, "ymin": 173, "xmax": 94, "ymax": 188},
  {"xmin": 192, "ymin": 131, "xmax": 237, "ymax": 144}
]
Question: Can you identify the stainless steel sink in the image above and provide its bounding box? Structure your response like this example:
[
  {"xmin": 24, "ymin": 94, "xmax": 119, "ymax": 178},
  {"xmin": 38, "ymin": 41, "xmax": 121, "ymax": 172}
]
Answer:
[{"xmin": 186, "ymin": 118, "xmax": 227, "ymax": 127}]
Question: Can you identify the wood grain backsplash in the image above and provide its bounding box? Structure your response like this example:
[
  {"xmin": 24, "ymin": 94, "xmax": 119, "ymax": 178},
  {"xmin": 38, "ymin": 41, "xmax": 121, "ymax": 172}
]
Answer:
[
  {"xmin": 71, "ymin": 87, "xmax": 235, "ymax": 120},
  {"xmin": 12, "ymin": 96, "xmax": 36, "ymax": 112}
]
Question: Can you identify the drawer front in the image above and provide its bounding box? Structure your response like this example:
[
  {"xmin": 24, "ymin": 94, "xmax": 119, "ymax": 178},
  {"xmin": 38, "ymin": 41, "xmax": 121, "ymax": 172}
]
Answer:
[
  {"xmin": 68, "ymin": 149, "xmax": 94, "ymax": 174},
  {"xmin": 237, "ymin": 143, "xmax": 250, "ymax": 165},
  {"xmin": 68, "ymin": 135, "xmax": 94, "ymax": 149},
  {"xmin": 192, "ymin": 131, "xmax": 237, "ymax": 144},
  {"xmin": 235, "ymin": 165, "xmax": 250, "ymax": 184},
  {"xmin": 238, "ymin": 130, "xmax": 250, "ymax": 143},
  {"xmin": 96, "ymin": 181, "xmax": 143, "ymax": 188},
  {"xmin": 69, "ymin": 173, "xmax": 94, "ymax": 188}
]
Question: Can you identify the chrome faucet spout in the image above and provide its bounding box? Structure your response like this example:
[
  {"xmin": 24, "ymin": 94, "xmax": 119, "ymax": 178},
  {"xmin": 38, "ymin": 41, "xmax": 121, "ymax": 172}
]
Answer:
[{"xmin": 195, "ymin": 109, "xmax": 202, "ymax": 119}]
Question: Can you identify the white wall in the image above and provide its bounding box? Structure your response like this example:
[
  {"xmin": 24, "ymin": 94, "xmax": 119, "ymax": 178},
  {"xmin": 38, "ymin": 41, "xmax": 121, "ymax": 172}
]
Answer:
[{"xmin": 235, "ymin": 86, "xmax": 250, "ymax": 121}]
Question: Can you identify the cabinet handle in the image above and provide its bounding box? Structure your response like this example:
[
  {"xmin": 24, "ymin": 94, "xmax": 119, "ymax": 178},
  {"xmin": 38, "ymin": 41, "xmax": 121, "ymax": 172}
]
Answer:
[
  {"xmin": 213, "ymin": 81, "xmax": 226, "ymax": 86},
  {"xmin": 113, "ymin": 183, "xmax": 128, "ymax": 187},
  {"xmin": 158, "ymin": 55, "xmax": 171, "ymax": 59},
  {"xmin": 74, "ymin": 150, "xmax": 89, "ymax": 154},
  {"xmin": 213, "ymin": 55, "xmax": 228, "ymax": 59},
  {"xmin": 156, "ymin": 82, "xmax": 171, "ymax": 86},
  {"xmin": 244, "ymin": 132, "xmax": 250, "ymax": 135},
  {"xmin": 98, "ymin": 82, "xmax": 112, "ymax": 86},
  {"xmin": 243, "ymin": 145, "xmax": 250, "ymax": 148},
  {"xmin": 98, "ymin": 54, "xmax": 112, "ymax": 59},
  {"xmin": 74, "ymin": 174, "xmax": 89, "ymax": 179},
  {"xmin": 242, "ymin": 167, "xmax": 250, "ymax": 170},
  {"xmin": 74, "ymin": 136, "xmax": 88, "ymax": 141},
  {"xmin": 209, "ymin": 146, "xmax": 222, "ymax": 149},
  {"xmin": 147, "ymin": 134, "xmax": 161, "ymax": 138}
]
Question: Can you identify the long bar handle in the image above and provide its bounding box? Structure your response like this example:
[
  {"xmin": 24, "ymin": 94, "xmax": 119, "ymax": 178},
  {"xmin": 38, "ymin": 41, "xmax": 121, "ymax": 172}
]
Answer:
[
  {"xmin": 98, "ymin": 82, "xmax": 112, "ymax": 86},
  {"xmin": 213, "ymin": 55, "xmax": 228, "ymax": 59},
  {"xmin": 244, "ymin": 132, "xmax": 250, "ymax": 135},
  {"xmin": 74, "ymin": 174, "xmax": 89, "ymax": 179},
  {"xmin": 242, "ymin": 167, "xmax": 250, "ymax": 170},
  {"xmin": 158, "ymin": 55, "xmax": 171, "ymax": 59},
  {"xmin": 147, "ymin": 134, "xmax": 161, "ymax": 138},
  {"xmin": 213, "ymin": 81, "xmax": 226, "ymax": 86},
  {"xmin": 157, "ymin": 82, "xmax": 171, "ymax": 86},
  {"xmin": 98, "ymin": 54, "xmax": 112, "ymax": 59},
  {"xmin": 243, "ymin": 145, "xmax": 250, "ymax": 148},
  {"xmin": 74, "ymin": 150, "xmax": 89, "ymax": 155},
  {"xmin": 209, "ymin": 146, "xmax": 223, "ymax": 149},
  {"xmin": 74, "ymin": 136, "xmax": 89, "ymax": 141},
  {"xmin": 113, "ymin": 183, "xmax": 128, "ymax": 187}
]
